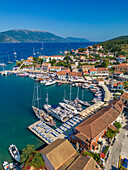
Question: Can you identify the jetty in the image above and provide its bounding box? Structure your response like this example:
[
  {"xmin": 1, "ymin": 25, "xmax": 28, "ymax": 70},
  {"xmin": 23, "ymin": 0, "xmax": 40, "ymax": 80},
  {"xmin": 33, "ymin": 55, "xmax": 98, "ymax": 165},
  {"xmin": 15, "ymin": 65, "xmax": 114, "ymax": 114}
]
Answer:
[
  {"xmin": 79, "ymin": 101, "xmax": 104, "ymax": 117},
  {"xmin": 28, "ymin": 120, "xmax": 65, "ymax": 144}
]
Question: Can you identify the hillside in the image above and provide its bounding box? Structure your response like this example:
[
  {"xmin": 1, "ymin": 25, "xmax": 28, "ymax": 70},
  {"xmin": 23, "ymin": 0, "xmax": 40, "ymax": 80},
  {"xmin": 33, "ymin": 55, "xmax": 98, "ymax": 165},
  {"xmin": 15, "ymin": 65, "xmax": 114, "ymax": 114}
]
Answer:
[
  {"xmin": 99, "ymin": 35, "xmax": 128, "ymax": 54},
  {"xmin": 0, "ymin": 29, "xmax": 89, "ymax": 43}
]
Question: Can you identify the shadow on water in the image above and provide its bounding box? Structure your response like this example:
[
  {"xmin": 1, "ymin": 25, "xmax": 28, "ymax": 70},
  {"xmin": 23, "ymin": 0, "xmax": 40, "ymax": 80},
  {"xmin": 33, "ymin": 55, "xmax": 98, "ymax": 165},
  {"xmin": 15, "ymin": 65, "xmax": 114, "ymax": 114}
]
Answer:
[{"xmin": 111, "ymin": 166, "xmax": 118, "ymax": 170}]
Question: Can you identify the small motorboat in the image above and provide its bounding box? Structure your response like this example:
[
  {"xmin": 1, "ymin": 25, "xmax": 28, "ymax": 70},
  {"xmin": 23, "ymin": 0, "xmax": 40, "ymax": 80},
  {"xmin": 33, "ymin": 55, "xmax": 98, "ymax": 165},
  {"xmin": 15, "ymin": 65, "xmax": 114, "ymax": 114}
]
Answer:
[
  {"xmin": 58, "ymin": 82, "xmax": 61, "ymax": 86},
  {"xmin": 9, "ymin": 144, "xmax": 20, "ymax": 162},
  {"xmin": 3, "ymin": 161, "xmax": 13, "ymax": 170}
]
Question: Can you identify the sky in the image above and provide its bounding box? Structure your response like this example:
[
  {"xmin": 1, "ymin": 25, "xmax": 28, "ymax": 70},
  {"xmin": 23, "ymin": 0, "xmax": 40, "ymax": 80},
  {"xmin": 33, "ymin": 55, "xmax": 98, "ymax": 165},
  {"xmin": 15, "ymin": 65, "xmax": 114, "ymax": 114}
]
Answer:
[{"xmin": 0, "ymin": 0, "xmax": 128, "ymax": 41}]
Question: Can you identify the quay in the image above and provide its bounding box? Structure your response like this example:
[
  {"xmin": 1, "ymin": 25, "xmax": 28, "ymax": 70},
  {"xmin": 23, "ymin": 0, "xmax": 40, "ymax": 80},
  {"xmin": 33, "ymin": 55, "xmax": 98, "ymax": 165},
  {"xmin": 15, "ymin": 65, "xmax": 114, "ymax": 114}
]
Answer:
[
  {"xmin": 28, "ymin": 120, "xmax": 65, "ymax": 144},
  {"xmin": 79, "ymin": 101, "xmax": 104, "ymax": 117}
]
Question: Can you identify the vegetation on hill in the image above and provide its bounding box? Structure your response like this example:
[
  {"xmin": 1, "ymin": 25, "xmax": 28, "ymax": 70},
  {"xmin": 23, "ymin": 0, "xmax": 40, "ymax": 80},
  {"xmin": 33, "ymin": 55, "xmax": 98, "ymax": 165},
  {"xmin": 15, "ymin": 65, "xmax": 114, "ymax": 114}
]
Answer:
[
  {"xmin": 0, "ymin": 29, "xmax": 89, "ymax": 43},
  {"xmin": 99, "ymin": 36, "xmax": 128, "ymax": 55}
]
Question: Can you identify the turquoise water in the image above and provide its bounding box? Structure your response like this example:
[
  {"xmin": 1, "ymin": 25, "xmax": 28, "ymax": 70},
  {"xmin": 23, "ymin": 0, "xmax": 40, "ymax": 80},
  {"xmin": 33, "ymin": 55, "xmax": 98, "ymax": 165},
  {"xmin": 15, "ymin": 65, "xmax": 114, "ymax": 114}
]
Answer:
[
  {"xmin": 0, "ymin": 74, "xmax": 94, "ymax": 168},
  {"xmin": 0, "ymin": 42, "xmax": 96, "ymax": 168}
]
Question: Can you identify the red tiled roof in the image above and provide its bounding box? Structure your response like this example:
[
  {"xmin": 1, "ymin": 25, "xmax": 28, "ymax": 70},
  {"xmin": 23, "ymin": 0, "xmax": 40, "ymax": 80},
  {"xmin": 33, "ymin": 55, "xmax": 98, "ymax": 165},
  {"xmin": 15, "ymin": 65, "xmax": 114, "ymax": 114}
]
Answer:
[
  {"xmin": 118, "ymin": 55, "xmax": 126, "ymax": 58},
  {"xmin": 97, "ymin": 68, "xmax": 108, "ymax": 71},
  {"xmin": 89, "ymin": 68, "xmax": 97, "ymax": 72},
  {"xmin": 121, "ymin": 92, "xmax": 128, "ymax": 101}
]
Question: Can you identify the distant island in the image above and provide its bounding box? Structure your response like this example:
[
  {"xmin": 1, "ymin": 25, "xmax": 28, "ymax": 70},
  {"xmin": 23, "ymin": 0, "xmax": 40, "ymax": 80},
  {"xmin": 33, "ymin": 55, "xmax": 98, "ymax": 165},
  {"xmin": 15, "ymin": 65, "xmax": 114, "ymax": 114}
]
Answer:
[{"xmin": 0, "ymin": 29, "xmax": 90, "ymax": 43}]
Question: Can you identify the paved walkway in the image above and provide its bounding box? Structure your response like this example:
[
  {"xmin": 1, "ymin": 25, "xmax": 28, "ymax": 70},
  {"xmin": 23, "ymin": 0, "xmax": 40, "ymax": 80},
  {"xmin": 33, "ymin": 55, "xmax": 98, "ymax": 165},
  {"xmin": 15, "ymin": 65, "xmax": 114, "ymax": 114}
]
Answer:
[{"xmin": 105, "ymin": 117, "xmax": 128, "ymax": 170}]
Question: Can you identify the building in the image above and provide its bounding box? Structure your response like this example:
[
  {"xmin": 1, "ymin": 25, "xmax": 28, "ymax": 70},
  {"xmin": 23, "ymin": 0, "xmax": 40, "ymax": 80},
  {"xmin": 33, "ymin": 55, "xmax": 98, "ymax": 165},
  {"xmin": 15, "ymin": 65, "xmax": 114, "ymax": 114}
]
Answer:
[
  {"xmin": 39, "ymin": 56, "xmax": 50, "ymax": 62},
  {"xmin": 82, "ymin": 65, "xmax": 95, "ymax": 72},
  {"xmin": 41, "ymin": 138, "xmax": 99, "ymax": 170},
  {"xmin": 27, "ymin": 56, "xmax": 34, "ymax": 61},
  {"xmin": 89, "ymin": 68, "xmax": 97, "ymax": 76},
  {"xmin": 70, "ymin": 99, "xmax": 124, "ymax": 151},
  {"xmin": 95, "ymin": 45, "xmax": 103, "ymax": 51},
  {"xmin": 69, "ymin": 72, "xmax": 83, "ymax": 80},
  {"xmin": 111, "ymin": 81, "xmax": 124, "ymax": 91},
  {"xmin": 115, "ymin": 63, "xmax": 128, "ymax": 72},
  {"xmin": 117, "ymin": 55, "xmax": 126, "ymax": 63},
  {"xmin": 50, "ymin": 55, "xmax": 64, "ymax": 60},
  {"xmin": 23, "ymin": 60, "xmax": 33, "ymax": 65},
  {"xmin": 56, "ymin": 70, "xmax": 70, "ymax": 80},
  {"xmin": 96, "ymin": 78, "xmax": 104, "ymax": 85},
  {"xmin": 121, "ymin": 92, "xmax": 128, "ymax": 109},
  {"xmin": 42, "ymin": 63, "xmax": 51, "ymax": 72},
  {"xmin": 50, "ymin": 66, "xmax": 62, "ymax": 72},
  {"xmin": 35, "ymin": 64, "xmax": 42, "ymax": 70},
  {"xmin": 97, "ymin": 68, "xmax": 109, "ymax": 77}
]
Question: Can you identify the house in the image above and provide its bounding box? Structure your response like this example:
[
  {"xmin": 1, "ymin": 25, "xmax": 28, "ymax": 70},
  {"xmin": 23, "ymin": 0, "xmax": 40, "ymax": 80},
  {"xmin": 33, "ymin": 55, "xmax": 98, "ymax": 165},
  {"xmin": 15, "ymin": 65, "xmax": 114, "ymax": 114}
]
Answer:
[
  {"xmin": 70, "ymin": 99, "xmax": 124, "ymax": 151},
  {"xmin": 97, "ymin": 68, "xmax": 109, "ymax": 77},
  {"xmin": 111, "ymin": 81, "xmax": 124, "ymax": 91},
  {"xmin": 108, "ymin": 53, "xmax": 114, "ymax": 57},
  {"xmin": 86, "ymin": 59, "xmax": 97, "ymax": 64},
  {"xmin": 71, "ymin": 49, "xmax": 78, "ymax": 54},
  {"xmin": 56, "ymin": 70, "xmax": 70, "ymax": 80},
  {"xmin": 40, "ymin": 138, "xmax": 99, "ymax": 170},
  {"xmin": 39, "ymin": 56, "xmax": 50, "ymax": 62},
  {"xmin": 42, "ymin": 63, "xmax": 51, "ymax": 72},
  {"xmin": 115, "ymin": 63, "xmax": 128, "ymax": 72},
  {"xmin": 27, "ymin": 56, "xmax": 33, "ymax": 61},
  {"xmin": 50, "ymin": 66, "xmax": 62, "ymax": 72},
  {"xmin": 121, "ymin": 92, "xmax": 128, "ymax": 107},
  {"xmin": 70, "ymin": 64, "xmax": 76, "ymax": 69},
  {"xmin": 89, "ymin": 68, "xmax": 97, "ymax": 76},
  {"xmin": 69, "ymin": 72, "xmax": 83, "ymax": 80},
  {"xmin": 35, "ymin": 64, "xmax": 42, "ymax": 70},
  {"xmin": 50, "ymin": 55, "xmax": 64, "ymax": 61},
  {"xmin": 82, "ymin": 65, "xmax": 95, "ymax": 72},
  {"xmin": 117, "ymin": 55, "xmax": 126, "ymax": 63},
  {"xmin": 23, "ymin": 60, "xmax": 33, "ymax": 65},
  {"xmin": 83, "ymin": 71, "xmax": 89, "ymax": 76},
  {"xmin": 95, "ymin": 45, "xmax": 103, "ymax": 51}
]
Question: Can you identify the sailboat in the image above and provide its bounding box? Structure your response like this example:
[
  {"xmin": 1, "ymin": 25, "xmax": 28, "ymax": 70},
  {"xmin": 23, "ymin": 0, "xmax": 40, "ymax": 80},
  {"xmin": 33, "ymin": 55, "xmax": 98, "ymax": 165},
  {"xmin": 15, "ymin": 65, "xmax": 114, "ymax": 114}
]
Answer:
[
  {"xmin": 32, "ymin": 82, "xmax": 56, "ymax": 126},
  {"xmin": 63, "ymin": 85, "xmax": 82, "ymax": 112},
  {"xmin": 33, "ymin": 47, "xmax": 36, "ymax": 55},
  {"xmin": 1, "ymin": 60, "xmax": 8, "ymax": 76},
  {"xmin": 8, "ymin": 53, "xmax": 13, "ymax": 64},
  {"xmin": 76, "ymin": 88, "xmax": 90, "ymax": 107}
]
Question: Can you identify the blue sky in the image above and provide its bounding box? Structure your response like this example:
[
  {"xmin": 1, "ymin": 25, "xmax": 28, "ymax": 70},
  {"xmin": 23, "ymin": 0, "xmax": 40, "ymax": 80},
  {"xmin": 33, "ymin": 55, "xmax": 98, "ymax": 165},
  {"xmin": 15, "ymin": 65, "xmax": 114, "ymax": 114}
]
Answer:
[{"xmin": 0, "ymin": 0, "xmax": 128, "ymax": 41}]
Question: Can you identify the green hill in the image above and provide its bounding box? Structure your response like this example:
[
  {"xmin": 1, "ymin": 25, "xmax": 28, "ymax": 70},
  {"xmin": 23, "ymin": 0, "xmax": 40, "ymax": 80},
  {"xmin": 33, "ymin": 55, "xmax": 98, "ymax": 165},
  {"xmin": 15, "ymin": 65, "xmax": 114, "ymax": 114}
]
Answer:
[
  {"xmin": 0, "ymin": 29, "xmax": 89, "ymax": 43},
  {"xmin": 99, "ymin": 35, "xmax": 128, "ymax": 54}
]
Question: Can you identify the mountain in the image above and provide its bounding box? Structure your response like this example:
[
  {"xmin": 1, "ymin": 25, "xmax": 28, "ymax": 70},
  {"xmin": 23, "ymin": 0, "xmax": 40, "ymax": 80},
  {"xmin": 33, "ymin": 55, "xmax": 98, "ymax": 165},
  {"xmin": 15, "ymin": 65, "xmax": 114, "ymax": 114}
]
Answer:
[
  {"xmin": 99, "ymin": 35, "xmax": 128, "ymax": 54},
  {"xmin": 65, "ymin": 36, "xmax": 89, "ymax": 42},
  {"xmin": 0, "ymin": 29, "xmax": 90, "ymax": 43}
]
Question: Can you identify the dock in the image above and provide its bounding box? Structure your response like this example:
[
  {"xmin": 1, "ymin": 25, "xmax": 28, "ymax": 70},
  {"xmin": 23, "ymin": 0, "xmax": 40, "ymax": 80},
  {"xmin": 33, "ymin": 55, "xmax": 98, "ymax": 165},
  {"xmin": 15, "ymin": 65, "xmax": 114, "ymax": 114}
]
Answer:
[{"xmin": 28, "ymin": 120, "xmax": 65, "ymax": 144}]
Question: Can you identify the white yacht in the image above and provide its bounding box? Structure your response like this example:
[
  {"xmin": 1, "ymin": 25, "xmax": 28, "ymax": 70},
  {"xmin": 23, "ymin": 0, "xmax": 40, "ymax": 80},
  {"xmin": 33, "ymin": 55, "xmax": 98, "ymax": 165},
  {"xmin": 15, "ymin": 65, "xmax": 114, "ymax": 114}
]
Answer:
[
  {"xmin": 45, "ymin": 79, "xmax": 56, "ymax": 86},
  {"xmin": 59, "ymin": 102, "xmax": 78, "ymax": 115},
  {"xmin": 9, "ymin": 144, "xmax": 20, "ymax": 162},
  {"xmin": 44, "ymin": 104, "xmax": 69, "ymax": 122}
]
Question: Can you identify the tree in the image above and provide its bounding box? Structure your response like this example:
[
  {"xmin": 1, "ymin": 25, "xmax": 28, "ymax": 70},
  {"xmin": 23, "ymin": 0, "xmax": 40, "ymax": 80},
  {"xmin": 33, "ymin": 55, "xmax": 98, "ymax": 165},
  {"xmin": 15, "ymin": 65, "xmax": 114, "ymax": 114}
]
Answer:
[
  {"xmin": 16, "ymin": 61, "xmax": 22, "ymax": 66},
  {"xmin": 101, "ymin": 59, "xmax": 109, "ymax": 68},
  {"xmin": 114, "ymin": 121, "xmax": 121, "ymax": 130},
  {"xmin": 106, "ymin": 129, "xmax": 116, "ymax": 139},
  {"xmin": 21, "ymin": 145, "xmax": 35, "ymax": 163},
  {"xmin": 49, "ymin": 59, "xmax": 56, "ymax": 66}
]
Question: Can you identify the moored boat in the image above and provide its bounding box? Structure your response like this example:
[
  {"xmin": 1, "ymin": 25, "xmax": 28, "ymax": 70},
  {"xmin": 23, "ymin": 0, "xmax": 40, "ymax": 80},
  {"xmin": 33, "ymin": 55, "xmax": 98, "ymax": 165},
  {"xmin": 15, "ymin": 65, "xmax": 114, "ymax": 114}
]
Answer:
[
  {"xmin": 45, "ymin": 79, "xmax": 56, "ymax": 86},
  {"xmin": 3, "ymin": 161, "xmax": 13, "ymax": 170},
  {"xmin": 8, "ymin": 144, "xmax": 20, "ymax": 162}
]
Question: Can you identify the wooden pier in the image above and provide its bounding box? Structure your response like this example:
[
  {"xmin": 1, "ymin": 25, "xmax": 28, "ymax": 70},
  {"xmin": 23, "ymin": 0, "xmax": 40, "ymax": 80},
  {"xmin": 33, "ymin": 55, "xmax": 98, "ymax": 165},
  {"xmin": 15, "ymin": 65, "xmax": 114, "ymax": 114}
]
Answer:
[{"xmin": 28, "ymin": 120, "xmax": 65, "ymax": 144}]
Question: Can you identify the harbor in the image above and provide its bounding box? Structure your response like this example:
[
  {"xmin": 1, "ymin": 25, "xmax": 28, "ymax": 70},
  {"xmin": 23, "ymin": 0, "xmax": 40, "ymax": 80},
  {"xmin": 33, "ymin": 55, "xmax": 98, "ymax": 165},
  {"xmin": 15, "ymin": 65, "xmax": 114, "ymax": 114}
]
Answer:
[{"xmin": 28, "ymin": 121, "xmax": 65, "ymax": 144}]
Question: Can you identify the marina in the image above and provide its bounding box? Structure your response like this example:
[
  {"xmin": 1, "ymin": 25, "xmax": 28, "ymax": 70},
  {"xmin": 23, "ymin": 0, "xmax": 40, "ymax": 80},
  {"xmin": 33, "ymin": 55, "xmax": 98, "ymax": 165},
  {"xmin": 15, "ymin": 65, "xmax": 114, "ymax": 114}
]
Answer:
[{"xmin": 28, "ymin": 120, "xmax": 65, "ymax": 144}]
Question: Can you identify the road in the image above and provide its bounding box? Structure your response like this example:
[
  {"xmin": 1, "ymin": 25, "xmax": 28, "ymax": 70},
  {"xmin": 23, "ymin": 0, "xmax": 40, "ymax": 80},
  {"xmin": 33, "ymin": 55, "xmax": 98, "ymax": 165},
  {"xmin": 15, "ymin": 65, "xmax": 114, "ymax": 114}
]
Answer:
[{"xmin": 105, "ymin": 120, "xmax": 127, "ymax": 170}]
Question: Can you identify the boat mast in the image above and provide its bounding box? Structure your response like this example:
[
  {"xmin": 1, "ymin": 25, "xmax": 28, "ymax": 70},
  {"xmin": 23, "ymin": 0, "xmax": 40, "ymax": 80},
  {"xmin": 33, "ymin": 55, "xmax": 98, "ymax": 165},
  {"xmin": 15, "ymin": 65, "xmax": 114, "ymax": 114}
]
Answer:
[
  {"xmin": 36, "ymin": 82, "xmax": 40, "ymax": 109},
  {"xmin": 63, "ymin": 89, "xmax": 66, "ymax": 100},
  {"xmin": 70, "ymin": 84, "xmax": 72, "ymax": 101},
  {"xmin": 76, "ymin": 87, "xmax": 79, "ymax": 100},
  {"xmin": 46, "ymin": 92, "xmax": 48, "ymax": 105},
  {"xmin": 82, "ymin": 89, "xmax": 84, "ymax": 100}
]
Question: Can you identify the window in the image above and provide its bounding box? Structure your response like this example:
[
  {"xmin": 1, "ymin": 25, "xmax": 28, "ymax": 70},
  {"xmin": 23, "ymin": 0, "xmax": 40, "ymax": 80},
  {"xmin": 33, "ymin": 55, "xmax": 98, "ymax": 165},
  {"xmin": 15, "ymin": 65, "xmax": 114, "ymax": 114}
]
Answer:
[
  {"xmin": 94, "ymin": 138, "xmax": 96, "ymax": 142},
  {"xmin": 102, "ymin": 131, "xmax": 103, "ymax": 134},
  {"xmin": 81, "ymin": 141, "xmax": 84, "ymax": 145}
]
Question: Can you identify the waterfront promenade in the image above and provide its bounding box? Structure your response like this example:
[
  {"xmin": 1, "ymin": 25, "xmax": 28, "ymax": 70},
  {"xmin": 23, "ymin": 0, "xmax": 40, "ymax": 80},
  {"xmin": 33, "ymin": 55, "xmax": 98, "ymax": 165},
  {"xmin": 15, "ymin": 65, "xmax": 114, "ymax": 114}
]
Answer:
[{"xmin": 28, "ymin": 120, "xmax": 65, "ymax": 144}]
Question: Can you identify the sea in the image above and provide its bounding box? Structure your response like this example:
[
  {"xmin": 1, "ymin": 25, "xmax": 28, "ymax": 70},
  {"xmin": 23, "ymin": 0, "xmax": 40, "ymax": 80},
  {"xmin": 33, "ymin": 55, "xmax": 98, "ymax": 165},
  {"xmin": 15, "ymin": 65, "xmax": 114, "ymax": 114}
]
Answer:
[{"xmin": 0, "ymin": 42, "xmax": 97, "ymax": 168}]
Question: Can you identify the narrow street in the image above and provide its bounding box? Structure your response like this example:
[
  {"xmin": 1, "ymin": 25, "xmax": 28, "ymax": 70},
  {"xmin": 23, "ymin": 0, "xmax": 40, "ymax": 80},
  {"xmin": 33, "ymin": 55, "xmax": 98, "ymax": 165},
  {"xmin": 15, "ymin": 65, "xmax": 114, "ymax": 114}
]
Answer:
[{"xmin": 105, "ymin": 119, "xmax": 127, "ymax": 170}]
